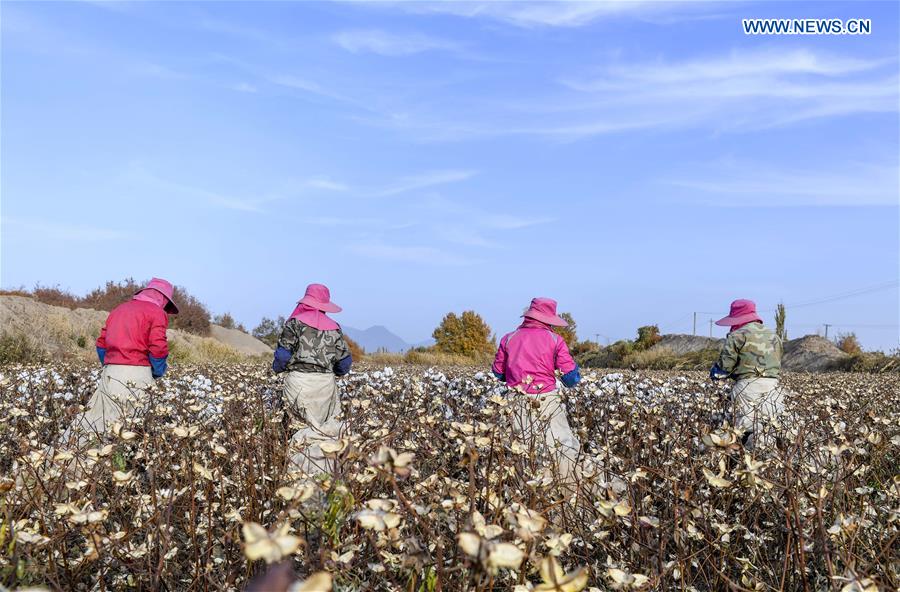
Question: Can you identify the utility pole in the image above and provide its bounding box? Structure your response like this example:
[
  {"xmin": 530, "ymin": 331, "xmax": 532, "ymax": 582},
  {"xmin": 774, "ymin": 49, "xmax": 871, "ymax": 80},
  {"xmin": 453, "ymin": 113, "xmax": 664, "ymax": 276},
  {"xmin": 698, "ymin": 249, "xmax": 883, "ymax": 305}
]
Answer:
[
  {"xmin": 709, "ymin": 319, "xmax": 713, "ymax": 338},
  {"xmin": 693, "ymin": 312, "xmax": 697, "ymax": 336},
  {"xmin": 595, "ymin": 333, "xmax": 600, "ymax": 345},
  {"xmin": 824, "ymin": 324, "xmax": 832, "ymax": 339}
]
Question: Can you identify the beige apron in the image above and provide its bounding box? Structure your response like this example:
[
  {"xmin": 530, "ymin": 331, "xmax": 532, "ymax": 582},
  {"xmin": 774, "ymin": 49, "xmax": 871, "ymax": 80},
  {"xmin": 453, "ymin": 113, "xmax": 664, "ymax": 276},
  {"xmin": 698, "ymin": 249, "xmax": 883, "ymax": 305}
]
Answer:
[
  {"xmin": 510, "ymin": 389, "xmax": 581, "ymax": 482},
  {"xmin": 283, "ymin": 371, "xmax": 343, "ymax": 474},
  {"xmin": 731, "ymin": 377, "xmax": 785, "ymax": 449},
  {"xmin": 65, "ymin": 364, "xmax": 154, "ymax": 443}
]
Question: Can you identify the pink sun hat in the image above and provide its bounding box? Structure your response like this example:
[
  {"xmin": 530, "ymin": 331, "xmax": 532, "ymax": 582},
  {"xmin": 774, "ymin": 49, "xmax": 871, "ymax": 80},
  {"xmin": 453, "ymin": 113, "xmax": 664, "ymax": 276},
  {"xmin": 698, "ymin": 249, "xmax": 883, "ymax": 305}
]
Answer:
[
  {"xmin": 135, "ymin": 277, "xmax": 179, "ymax": 314},
  {"xmin": 298, "ymin": 283, "xmax": 342, "ymax": 313},
  {"xmin": 715, "ymin": 299, "xmax": 762, "ymax": 327},
  {"xmin": 522, "ymin": 297, "xmax": 568, "ymax": 327}
]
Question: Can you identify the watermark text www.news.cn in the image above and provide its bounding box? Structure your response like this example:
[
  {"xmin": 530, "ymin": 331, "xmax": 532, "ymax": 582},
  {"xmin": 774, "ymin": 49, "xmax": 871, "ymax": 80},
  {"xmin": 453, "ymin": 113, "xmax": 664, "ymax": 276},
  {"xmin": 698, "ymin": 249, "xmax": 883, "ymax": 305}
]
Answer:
[{"xmin": 743, "ymin": 18, "xmax": 871, "ymax": 35}]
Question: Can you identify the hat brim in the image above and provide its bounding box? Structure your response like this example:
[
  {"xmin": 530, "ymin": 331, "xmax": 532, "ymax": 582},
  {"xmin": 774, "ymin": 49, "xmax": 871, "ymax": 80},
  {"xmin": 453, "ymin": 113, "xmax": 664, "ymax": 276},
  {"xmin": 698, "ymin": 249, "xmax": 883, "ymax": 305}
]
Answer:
[
  {"xmin": 715, "ymin": 312, "xmax": 761, "ymax": 327},
  {"xmin": 523, "ymin": 311, "xmax": 568, "ymax": 327},
  {"xmin": 136, "ymin": 287, "xmax": 179, "ymax": 315},
  {"xmin": 299, "ymin": 296, "xmax": 341, "ymax": 313}
]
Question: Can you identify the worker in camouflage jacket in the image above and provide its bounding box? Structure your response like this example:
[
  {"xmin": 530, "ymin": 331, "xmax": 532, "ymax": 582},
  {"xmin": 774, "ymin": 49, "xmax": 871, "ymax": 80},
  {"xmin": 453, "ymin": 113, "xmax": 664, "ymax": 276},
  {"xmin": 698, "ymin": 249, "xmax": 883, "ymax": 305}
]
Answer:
[
  {"xmin": 272, "ymin": 283, "xmax": 352, "ymax": 474},
  {"xmin": 709, "ymin": 299, "xmax": 784, "ymax": 449}
]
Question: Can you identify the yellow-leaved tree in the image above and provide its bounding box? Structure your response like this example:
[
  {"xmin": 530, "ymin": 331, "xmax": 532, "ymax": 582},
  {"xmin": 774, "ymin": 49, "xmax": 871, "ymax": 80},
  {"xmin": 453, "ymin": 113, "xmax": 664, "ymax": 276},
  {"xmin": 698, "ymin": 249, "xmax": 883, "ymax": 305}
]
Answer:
[
  {"xmin": 432, "ymin": 311, "xmax": 495, "ymax": 358},
  {"xmin": 552, "ymin": 312, "xmax": 577, "ymax": 350}
]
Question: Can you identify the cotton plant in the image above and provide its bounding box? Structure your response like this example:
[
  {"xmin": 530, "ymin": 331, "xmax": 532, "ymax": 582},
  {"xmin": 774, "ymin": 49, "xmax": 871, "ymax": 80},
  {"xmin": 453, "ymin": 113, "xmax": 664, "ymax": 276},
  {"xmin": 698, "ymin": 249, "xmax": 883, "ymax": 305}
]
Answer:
[{"xmin": 0, "ymin": 362, "xmax": 897, "ymax": 590}]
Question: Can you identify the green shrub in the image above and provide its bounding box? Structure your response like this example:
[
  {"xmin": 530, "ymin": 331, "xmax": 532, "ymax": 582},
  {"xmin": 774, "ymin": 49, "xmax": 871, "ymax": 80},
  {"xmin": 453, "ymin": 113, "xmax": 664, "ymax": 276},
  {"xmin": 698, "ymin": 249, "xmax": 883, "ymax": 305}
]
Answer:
[
  {"xmin": 253, "ymin": 316, "xmax": 286, "ymax": 348},
  {"xmin": 169, "ymin": 286, "xmax": 211, "ymax": 336},
  {"xmin": 80, "ymin": 278, "xmax": 141, "ymax": 311},
  {"xmin": 834, "ymin": 332, "xmax": 862, "ymax": 356},
  {"xmin": 31, "ymin": 284, "xmax": 80, "ymax": 309},
  {"xmin": 552, "ymin": 312, "xmax": 578, "ymax": 350},
  {"xmin": 362, "ymin": 348, "xmax": 490, "ymax": 367},
  {"xmin": 0, "ymin": 334, "xmax": 46, "ymax": 364},
  {"xmin": 774, "ymin": 302, "xmax": 787, "ymax": 341},
  {"xmin": 834, "ymin": 351, "xmax": 900, "ymax": 373},
  {"xmin": 168, "ymin": 337, "xmax": 246, "ymax": 365},
  {"xmin": 21, "ymin": 278, "xmax": 212, "ymax": 336},
  {"xmin": 570, "ymin": 340, "xmax": 599, "ymax": 358},
  {"xmin": 635, "ymin": 325, "xmax": 662, "ymax": 351},
  {"xmin": 622, "ymin": 347, "xmax": 673, "ymax": 369},
  {"xmin": 579, "ymin": 342, "xmax": 719, "ymax": 371},
  {"xmin": 404, "ymin": 348, "xmax": 490, "ymax": 366},
  {"xmin": 577, "ymin": 339, "xmax": 634, "ymax": 368},
  {"xmin": 214, "ymin": 312, "xmax": 237, "ymax": 329}
]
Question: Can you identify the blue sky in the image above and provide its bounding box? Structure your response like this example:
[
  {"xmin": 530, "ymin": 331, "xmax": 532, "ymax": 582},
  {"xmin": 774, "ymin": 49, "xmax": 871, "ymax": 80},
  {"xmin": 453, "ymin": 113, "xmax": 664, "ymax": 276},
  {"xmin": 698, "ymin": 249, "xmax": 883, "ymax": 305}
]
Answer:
[{"xmin": 2, "ymin": 1, "xmax": 898, "ymax": 350}]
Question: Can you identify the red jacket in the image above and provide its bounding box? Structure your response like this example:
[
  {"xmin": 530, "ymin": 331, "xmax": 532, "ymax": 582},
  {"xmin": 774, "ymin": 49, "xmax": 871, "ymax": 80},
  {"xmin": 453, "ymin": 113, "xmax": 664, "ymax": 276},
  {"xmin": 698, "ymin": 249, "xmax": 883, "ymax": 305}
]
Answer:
[{"xmin": 96, "ymin": 299, "xmax": 169, "ymax": 366}]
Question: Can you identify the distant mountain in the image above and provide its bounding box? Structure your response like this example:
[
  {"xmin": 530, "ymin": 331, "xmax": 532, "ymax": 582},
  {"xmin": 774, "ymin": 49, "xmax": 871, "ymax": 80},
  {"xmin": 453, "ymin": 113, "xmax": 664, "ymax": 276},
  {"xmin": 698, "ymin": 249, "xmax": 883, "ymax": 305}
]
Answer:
[{"xmin": 344, "ymin": 325, "xmax": 414, "ymax": 353}]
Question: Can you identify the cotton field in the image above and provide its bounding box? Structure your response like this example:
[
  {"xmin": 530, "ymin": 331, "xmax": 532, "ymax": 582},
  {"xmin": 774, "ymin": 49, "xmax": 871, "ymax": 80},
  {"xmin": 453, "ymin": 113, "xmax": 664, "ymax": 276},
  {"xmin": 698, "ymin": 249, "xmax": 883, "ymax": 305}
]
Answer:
[{"xmin": 0, "ymin": 364, "xmax": 897, "ymax": 591}]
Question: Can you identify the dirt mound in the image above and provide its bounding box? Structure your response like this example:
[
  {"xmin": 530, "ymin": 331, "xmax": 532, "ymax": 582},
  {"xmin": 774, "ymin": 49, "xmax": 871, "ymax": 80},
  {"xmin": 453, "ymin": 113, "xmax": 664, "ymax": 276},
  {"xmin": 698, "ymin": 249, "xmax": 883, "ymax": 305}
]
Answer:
[
  {"xmin": 0, "ymin": 295, "xmax": 268, "ymax": 363},
  {"xmin": 783, "ymin": 334, "xmax": 849, "ymax": 372},
  {"xmin": 210, "ymin": 325, "xmax": 272, "ymax": 355},
  {"xmin": 0, "ymin": 295, "xmax": 107, "ymax": 358},
  {"xmin": 652, "ymin": 332, "xmax": 851, "ymax": 372},
  {"xmin": 654, "ymin": 334, "xmax": 724, "ymax": 356}
]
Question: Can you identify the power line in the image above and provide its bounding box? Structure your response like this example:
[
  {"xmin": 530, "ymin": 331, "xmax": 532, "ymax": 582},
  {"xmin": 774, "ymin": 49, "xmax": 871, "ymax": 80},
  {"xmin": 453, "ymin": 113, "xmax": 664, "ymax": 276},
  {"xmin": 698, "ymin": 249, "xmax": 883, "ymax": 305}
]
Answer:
[
  {"xmin": 791, "ymin": 323, "xmax": 898, "ymax": 329},
  {"xmin": 693, "ymin": 280, "xmax": 899, "ymax": 318},
  {"xmin": 763, "ymin": 280, "xmax": 899, "ymax": 312}
]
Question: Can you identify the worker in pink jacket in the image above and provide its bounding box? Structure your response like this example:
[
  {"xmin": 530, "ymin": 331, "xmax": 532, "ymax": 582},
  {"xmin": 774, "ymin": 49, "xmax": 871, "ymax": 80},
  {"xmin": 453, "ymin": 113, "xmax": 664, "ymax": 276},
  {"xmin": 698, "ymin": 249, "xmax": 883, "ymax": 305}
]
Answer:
[{"xmin": 492, "ymin": 297, "xmax": 582, "ymax": 481}]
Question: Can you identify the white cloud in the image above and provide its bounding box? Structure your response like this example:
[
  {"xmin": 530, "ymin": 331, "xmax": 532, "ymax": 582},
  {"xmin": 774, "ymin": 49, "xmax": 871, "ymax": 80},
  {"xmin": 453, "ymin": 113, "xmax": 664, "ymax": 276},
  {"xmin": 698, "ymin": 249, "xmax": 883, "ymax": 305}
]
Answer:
[
  {"xmin": 370, "ymin": 170, "xmax": 477, "ymax": 197},
  {"xmin": 436, "ymin": 226, "xmax": 500, "ymax": 248},
  {"xmin": 199, "ymin": 18, "xmax": 293, "ymax": 49},
  {"xmin": 231, "ymin": 82, "xmax": 258, "ymax": 93},
  {"xmin": 307, "ymin": 178, "xmax": 349, "ymax": 191},
  {"xmin": 422, "ymin": 196, "xmax": 555, "ymax": 230},
  {"xmin": 1, "ymin": 217, "xmax": 128, "ymax": 241},
  {"xmin": 348, "ymin": 242, "xmax": 476, "ymax": 265},
  {"xmin": 391, "ymin": 1, "xmax": 685, "ymax": 28},
  {"xmin": 665, "ymin": 159, "xmax": 900, "ymax": 207},
  {"xmin": 266, "ymin": 74, "xmax": 378, "ymax": 111},
  {"xmin": 304, "ymin": 216, "xmax": 382, "ymax": 227},
  {"xmin": 568, "ymin": 49, "xmax": 883, "ymax": 89},
  {"xmin": 333, "ymin": 29, "xmax": 462, "ymax": 56},
  {"xmin": 358, "ymin": 47, "xmax": 898, "ymax": 141},
  {"xmin": 298, "ymin": 170, "xmax": 474, "ymax": 197},
  {"xmin": 553, "ymin": 48, "xmax": 898, "ymax": 135},
  {"xmin": 121, "ymin": 165, "xmax": 274, "ymax": 212}
]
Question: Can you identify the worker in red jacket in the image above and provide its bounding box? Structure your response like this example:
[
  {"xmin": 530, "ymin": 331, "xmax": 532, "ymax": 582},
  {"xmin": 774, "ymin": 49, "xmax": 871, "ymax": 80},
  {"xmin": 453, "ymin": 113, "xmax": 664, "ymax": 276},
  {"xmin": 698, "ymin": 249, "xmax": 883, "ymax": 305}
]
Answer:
[{"xmin": 73, "ymin": 278, "xmax": 178, "ymax": 438}]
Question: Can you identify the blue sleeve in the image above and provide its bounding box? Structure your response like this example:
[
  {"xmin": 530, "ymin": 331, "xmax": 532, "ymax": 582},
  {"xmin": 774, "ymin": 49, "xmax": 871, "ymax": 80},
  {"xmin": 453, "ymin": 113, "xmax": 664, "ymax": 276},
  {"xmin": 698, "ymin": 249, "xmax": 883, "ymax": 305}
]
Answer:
[
  {"xmin": 96, "ymin": 347, "xmax": 106, "ymax": 365},
  {"xmin": 272, "ymin": 346, "xmax": 292, "ymax": 374},
  {"xmin": 561, "ymin": 366, "xmax": 581, "ymax": 388},
  {"xmin": 333, "ymin": 354, "xmax": 352, "ymax": 376},
  {"xmin": 709, "ymin": 363, "xmax": 729, "ymax": 380},
  {"xmin": 492, "ymin": 370, "xmax": 505, "ymax": 381},
  {"xmin": 149, "ymin": 355, "xmax": 167, "ymax": 378}
]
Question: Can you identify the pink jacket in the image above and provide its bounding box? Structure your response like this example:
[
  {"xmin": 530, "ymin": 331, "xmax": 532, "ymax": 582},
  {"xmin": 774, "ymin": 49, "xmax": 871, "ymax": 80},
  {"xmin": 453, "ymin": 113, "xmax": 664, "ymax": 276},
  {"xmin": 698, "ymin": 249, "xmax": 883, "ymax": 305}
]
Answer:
[{"xmin": 492, "ymin": 319, "xmax": 579, "ymax": 394}]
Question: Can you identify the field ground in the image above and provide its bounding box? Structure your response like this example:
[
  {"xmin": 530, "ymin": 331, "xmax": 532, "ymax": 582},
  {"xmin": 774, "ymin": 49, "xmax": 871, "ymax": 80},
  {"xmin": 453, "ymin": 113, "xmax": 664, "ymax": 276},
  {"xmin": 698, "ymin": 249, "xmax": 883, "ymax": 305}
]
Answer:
[{"xmin": 1, "ymin": 362, "xmax": 897, "ymax": 591}]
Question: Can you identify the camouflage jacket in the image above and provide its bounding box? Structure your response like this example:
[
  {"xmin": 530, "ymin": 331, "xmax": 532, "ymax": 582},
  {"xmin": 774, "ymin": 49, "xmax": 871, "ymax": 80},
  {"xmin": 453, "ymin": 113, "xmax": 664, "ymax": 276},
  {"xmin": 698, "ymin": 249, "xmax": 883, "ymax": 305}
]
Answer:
[
  {"xmin": 716, "ymin": 322, "xmax": 782, "ymax": 379},
  {"xmin": 276, "ymin": 318, "xmax": 352, "ymax": 374}
]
